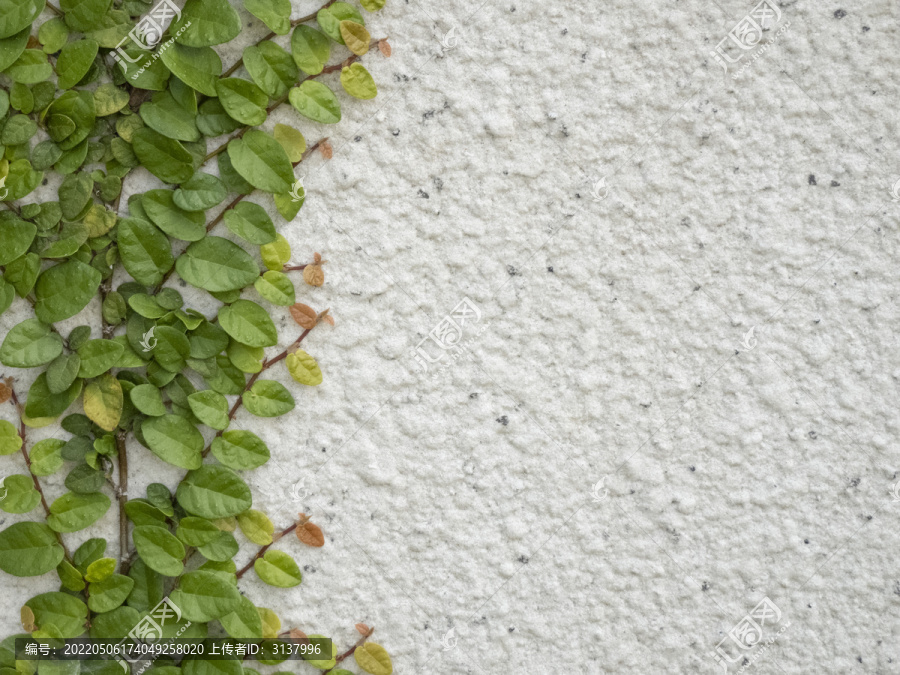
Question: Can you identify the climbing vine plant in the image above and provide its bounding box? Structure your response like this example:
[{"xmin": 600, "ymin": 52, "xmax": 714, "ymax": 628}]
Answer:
[{"xmin": 0, "ymin": 0, "xmax": 393, "ymax": 673}]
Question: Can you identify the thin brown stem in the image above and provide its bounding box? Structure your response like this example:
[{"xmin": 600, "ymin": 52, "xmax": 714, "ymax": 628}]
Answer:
[
  {"xmin": 201, "ymin": 41, "xmax": 377, "ymax": 166},
  {"xmin": 323, "ymin": 628, "xmax": 375, "ymax": 673},
  {"xmin": 202, "ymin": 327, "xmax": 313, "ymax": 456},
  {"xmin": 221, "ymin": 0, "xmax": 339, "ymax": 79},
  {"xmin": 6, "ymin": 382, "xmax": 72, "ymax": 562},
  {"xmin": 115, "ymin": 431, "xmax": 130, "ymax": 572},
  {"xmin": 45, "ymin": 3, "xmax": 64, "ymax": 17},
  {"xmin": 235, "ymin": 522, "xmax": 298, "ymax": 578}
]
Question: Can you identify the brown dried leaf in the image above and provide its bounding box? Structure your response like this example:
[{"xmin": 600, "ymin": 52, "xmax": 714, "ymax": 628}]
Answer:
[
  {"xmin": 21, "ymin": 606, "xmax": 36, "ymax": 632},
  {"xmin": 356, "ymin": 623, "xmax": 371, "ymax": 636},
  {"xmin": 313, "ymin": 252, "xmax": 322, "ymax": 264},
  {"xmin": 26, "ymin": 36, "xmax": 40, "ymax": 50},
  {"xmin": 289, "ymin": 628, "xmax": 308, "ymax": 640},
  {"xmin": 303, "ymin": 264, "xmax": 324, "ymax": 287},
  {"xmin": 290, "ymin": 303, "xmax": 317, "ymax": 329},
  {"xmin": 296, "ymin": 520, "xmax": 324, "ymax": 547},
  {"xmin": 318, "ymin": 141, "xmax": 333, "ymax": 160},
  {"xmin": 0, "ymin": 381, "xmax": 11, "ymax": 405},
  {"xmin": 322, "ymin": 314, "xmax": 335, "ymax": 327},
  {"xmin": 378, "ymin": 39, "xmax": 392, "ymax": 57}
]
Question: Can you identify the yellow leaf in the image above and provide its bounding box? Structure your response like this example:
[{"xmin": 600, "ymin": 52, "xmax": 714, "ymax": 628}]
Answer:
[
  {"xmin": 257, "ymin": 607, "xmax": 281, "ymax": 639},
  {"xmin": 286, "ymin": 350, "xmax": 322, "ymax": 386},
  {"xmin": 83, "ymin": 203, "xmax": 117, "ymax": 238},
  {"xmin": 261, "ymin": 234, "xmax": 291, "ymax": 271},
  {"xmin": 238, "ymin": 509, "xmax": 274, "ymax": 545},
  {"xmin": 83, "ymin": 374, "xmax": 123, "ymax": 432},
  {"xmin": 339, "ymin": 20, "xmax": 370, "ymax": 56},
  {"xmin": 355, "ymin": 642, "xmax": 392, "ymax": 675},
  {"xmin": 212, "ymin": 516, "xmax": 237, "ymax": 532},
  {"xmin": 274, "ymin": 124, "xmax": 306, "ymax": 162},
  {"xmin": 85, "ymin": 557, "xmax": 116, "ymax": 582}
]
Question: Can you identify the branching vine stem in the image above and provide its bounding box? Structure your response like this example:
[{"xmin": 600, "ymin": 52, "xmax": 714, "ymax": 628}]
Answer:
[
  {"xmin": 234, "ymin": 522, "xmax": 298, "ymax": 578},
  {"xmin": 115, "ymin": 431, "xmax": 130, "ymax": 572},
  {"xmin": 322, "ymin": 628, "xmax": 375, "ymax": 673},
  {"xmin": 6, "ymin": 382, "xmax": 72, "ymax": 562}
]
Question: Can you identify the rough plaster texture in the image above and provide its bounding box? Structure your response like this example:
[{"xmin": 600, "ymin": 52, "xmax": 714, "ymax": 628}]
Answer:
[{"xmin": 2, "ymin": 0, "xmax": 899, "ymax": 673}]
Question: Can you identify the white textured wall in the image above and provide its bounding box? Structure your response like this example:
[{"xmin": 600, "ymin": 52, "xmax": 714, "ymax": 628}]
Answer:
[{"xmin": 3, "ymin": 0, "xmax": 899, "ymax": 672}]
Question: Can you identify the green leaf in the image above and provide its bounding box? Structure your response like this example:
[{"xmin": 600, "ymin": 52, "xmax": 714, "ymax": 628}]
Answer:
[
  {"xmin": 197, "ymin": 530, "xmax": 238, "ymax": 561},
  {"xmin": 1, "ymin": 113, "xmax": 37, "ymax": 145},
  {"xmin": 286, "ymin": 350, "xmax": 323, "ymax": 386},
  {"xmin": 220, "ymin": 594, "xmax": 263, "ymax": 639},
  {"xmin": 60, "ymin": 0, "xmax": 112, "ymax": 33},
  {"xmin": 57, "ymin": 559, "xmax": 85, "ymax": 592},
  {"xmin": 46, "ymin": 353, "xmax": 81, "ymax": 394},
  {"xmin": 29, "ymin": 438, "xmax": 65, "ymax": 476},
  {"xmin": 243, "ymin": 42, "xmax": 297, "ymax": 98},
  {"xmin": 130, "ymin": 383, "xmax": 167, "ymax": 417},
  {"xmin": 160, "ymin": 42, "xmax": 221, "ymax": 97},
  {"xmin": 47, "ymin": 492, "xmax": 111, "ymax": 533},
  {"xmin": 25, "ymin": 592, "xmax": 88, "ymax": 638},
  {"xmin": 0, "ymin": 214, "xmax": 36, "ymax": 264},
  {"xmin": 176, "ymin": 464, "xmax": 252, "ymax": 519},
  {"xmin": 0, "ymin": 474, "xmax": 40, "ymax": 513},
  {"xmin": 77, "ymin": 339, "xmax": 124, "ymax": 378},
  {"xmin": 340, "ymin": 63, "xmax": 377, "ymax": 99},
  {"xmin": 132, "ymin": 128, "xmax": 195, "ymax": 185},
  {"xmin": 253, "ymin": 550, "xmax": 301, "ymax": 587},
  {"xmin": 317, "ymin": 2, "xmax": 364, "ymax": 44},
  {"xmin": 140, "ymin": 92, "xmax": 201, "ymax": 142},
  {"xmin": 133, "ymin": 525, "xmax": 185, "ymax": 576},
  {"xmin": 218, "ymin": 299, "xmax": 277, "ymax": 348},
  {"xmin": 196, "ymin": 98, "xmax": 241, "ymax": 137},
  {"xmin": 87, "ymin": 572, "xmax": 133, "ymax": 612},
  {"xmin": 34, "ymin": 260, "xmax": 100, "ymax": 323},
  {"xmin": 66, "ymin": 462, "xmax": 105, "ymax": 494},
  {"xmin": 174, "ymin": 172, "xmax": 226, "ymax": 212},
  {"xmin": 83, "ymin": 374, "xmax": 123, "ymax": 432},
  {"xmin": 216, "ymin": 78, "xmax": 268, "ymax": 127},
  {"xmin": 0, "ymin": 419, "xmax": 21, "ymax": 455},
  {"xmin": 117, "ymin": 217, "xmax": 174, "ymax": 287},
  {"xmin": 359, "ymin": 0, "xmax": 385, "ymax": 10},
  {"xmin": 124, "ymin": 499, "xmax": 167, "ymax": 526},
  {"xmin": 3, "ymin": 159, "xmax": 42, "ymax": 201},
  {"xmin": 84, "ymin": 556, "xmax": 115, "ymax": 582},
  {"xmin": 289, "ymin": 80, "xmax": 341, "ymax": 124},
  {"xmin": 176, "ymin": 517, "xmax": 220, "ymax": 547},
  {"xmin": 0, "ymin": 522, "xmax": 63, "ymax": 576},
  {"xmin": 260, "ymin": 233, "xmax": 290, "ymax": 271},
  {"xmin": 0, "ymin": 319, "xmax": 62, "ymax": 368},
  {"xmin": 56, "ymin": 39, "xmax": 98, "ymax": 89},
  {"xmin": 290, "ymin": 25, "xmax": 330, "ymax": 75},
  {"xmin": 242, "ymin": 380, "xmax": 294, "ymax": 417},
  {"xmin": 237, "ymin": 509, "xmax": 273, "ymax": 545},
  {"xmin": 24, "ymin": 373, "xmax": 82, "ymax": 419},
  {"xmin": 244, "ymin": 0, "xmax": 291, "ymax": 34},
  {"xmin": 169, "ymin": 570, "xmax": 241, "ymax": 622},
  {"xmin": 273, "ymin": 124, "xmax": 306, "ymax": 163},
  {"xmin": 0, "ymin": 0, "xmax": 43, "ymax": 40},
  {"xmin": 143, "ymin": 189, "xmax": 206, "ymax": 241},
  {"xmin": 223, "ymin": 201, "xmax": 277, "ymax": 245},
  {"xmin": 142, "ymin": 414, "xmax": 203, "ymax": 470},
  {"xmin": 0, "ymin": 26, "xmax": 29, "ymax": 72},
  {"xmin": 226, "ymin": 340, "xmax": 263, "ymax": 374},
  {"xmin": 47, "ymin": 90, "xmax": 94, "ymax": 150},
  {"xmin": 254, "ymin": 271, "xmax": 295, "ymax": 306},
  {"xmin": 187, "ymin": 390, "xmax": 229, "ymax": 430},
  {"xmin": 175, "ymin": 0, "xmax": 241, "ymax": 47},
  {"xmin": 354, "ymin": 643, "xmax": 392, "ymax": 675},
  {"xmin": 339, "ymin": 20, "xmax": 370, "ymax": 55},
  {"xmin": 210, "ymin": 430, "xmax": 269, "ymax": 470},
  {"xmin": 93, "ymin": 82, "xmax": 129, "ymax": 116},
  {"xmin": 5, "ymin": 49, "xmax": 51, "ymax": 83},
  {"xmin": 227, "ymin": 130, "xmax": 294, "ymax": 194},
  {"xmin": 176, "ymin": 237, "xmax": 259, "ymax": 292}
]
